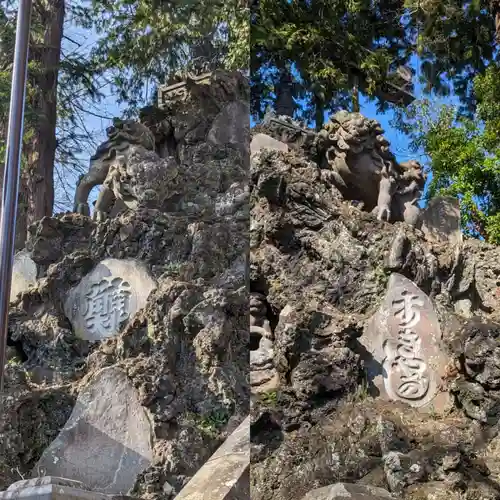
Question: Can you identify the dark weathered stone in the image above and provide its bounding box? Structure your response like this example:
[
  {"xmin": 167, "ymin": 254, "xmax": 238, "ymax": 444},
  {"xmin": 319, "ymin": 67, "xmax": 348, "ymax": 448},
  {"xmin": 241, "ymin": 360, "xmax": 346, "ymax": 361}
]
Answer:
[
  {"xmin": 34, "ymin": 367, "xmax": 154, "ymax": 495},
  {"xmin": 26, "ymin": 214, "xmax": 95, "ymax": 269},
  {"xmin": 300, "ymin": 483, "xmax": 394, "ymax": 500},
  {"xmin": 207, "ymin": 101, "xmax": 250, "ymax": 153},
  {"xmin": 421, "ymin": 196, "xmax": 461, "ymax": 245},
  {"xmin": 361, "ymin": 273, "xmax": 451, "ymax": 412},
  {"xmin": 385, "ymin": 230, "xmax": 410, "ymax": 271},
  {"xmin": 405, "ymin": 482, "xmax": 469, "ymax": 500},
  {"xmin": 451, "ymin": 318, "xmax": 500, "ymax": 425},
  {"xmin": 462, "ymin": 318, "xmax": 500, "ymax": 390}
]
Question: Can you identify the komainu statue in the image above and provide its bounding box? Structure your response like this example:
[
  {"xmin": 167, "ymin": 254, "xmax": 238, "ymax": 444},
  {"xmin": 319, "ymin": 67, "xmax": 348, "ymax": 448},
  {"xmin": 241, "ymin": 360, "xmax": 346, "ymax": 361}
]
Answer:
[
  {"xmin": 315, "ymin": 111, "xmax": 426, "ymax": 226},
  {"xmin": 73, "ymin": 118, "xmax": 177, "ymax": 221}
]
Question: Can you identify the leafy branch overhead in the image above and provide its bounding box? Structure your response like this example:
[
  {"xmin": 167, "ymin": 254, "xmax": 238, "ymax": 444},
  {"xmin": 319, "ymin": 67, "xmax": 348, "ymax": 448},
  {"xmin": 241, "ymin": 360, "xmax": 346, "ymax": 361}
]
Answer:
[
  {"xmin": 251, "ymin": 0, "xmax": 414, "ymax": 124},
  {"xmin": 397, "ymin": 65, "xmax": 500, "ymax": 243},
  {"xmin": 74, "ymin": 0, "xmax": 249, "ymax": 110}
]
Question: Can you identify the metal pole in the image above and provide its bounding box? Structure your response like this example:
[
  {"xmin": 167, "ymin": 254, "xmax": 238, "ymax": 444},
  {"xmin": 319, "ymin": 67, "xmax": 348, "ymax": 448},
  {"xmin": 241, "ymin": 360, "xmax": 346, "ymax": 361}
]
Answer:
[{"xmin": 0, "ymin": 0, "xmax": 33, "ymax": 393}]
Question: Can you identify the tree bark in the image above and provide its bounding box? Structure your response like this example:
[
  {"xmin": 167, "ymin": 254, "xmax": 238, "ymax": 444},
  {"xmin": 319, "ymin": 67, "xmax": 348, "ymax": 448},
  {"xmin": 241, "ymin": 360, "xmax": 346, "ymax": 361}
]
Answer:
[
  {"xmin": 352, "ymin": 75, "xmax": 360, "ymax": 113},
  {"xmin": 24, "ymin": 0, "xmax": 65, "ymax": 236},
  {"xmin": 491, "ymin": 0, "xmax": 500, "ymax": 44},
  {"xmin": 275, "ymin": 65, "xmax": 295, "ymax": 117},
  {"xmin": 15, "ymin": 179, "xmax": 28, "ymax": 251},
  {"xmin": 314, "ymin": 96, "xmax": 324, "ymax": 131}
]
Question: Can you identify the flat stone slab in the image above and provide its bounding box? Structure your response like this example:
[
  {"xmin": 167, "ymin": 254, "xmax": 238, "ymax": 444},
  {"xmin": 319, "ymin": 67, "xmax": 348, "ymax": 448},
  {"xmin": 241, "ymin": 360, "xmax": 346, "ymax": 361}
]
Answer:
[
  {"xmin": 64, "ymin": 258, "xmax": 156, "ymax": 341},
  {"xmin": 250, "ymin": 133, "xmax": 288, "ymax": 156},
  {"xmin": 33, "ymin": 367, "xmax": 154, "ymax": 495},
  {"xmin": 420, "ymin": 196, "xmax": 462, "ymax": 245},
  {"xmin": 174, "ymin": 416, "xmax": 249, "ymax": 500},
  {"xmin": 10, "ymin": 250, "xmax": 37, "ymax": 302},
  {"xmin": 361, "ymin": 273, "xmax": 451, "ymax": 412},
  {"xmin": 0, "ymin": 476, "xmax": 138, "ymax": 499},
  {"xmin": 207, "ymin": 100, "xmax": 250, "ymax": 149},
  {"xmin": 300, "ymin": 483, "xmax": 394, "ymax": 499}
]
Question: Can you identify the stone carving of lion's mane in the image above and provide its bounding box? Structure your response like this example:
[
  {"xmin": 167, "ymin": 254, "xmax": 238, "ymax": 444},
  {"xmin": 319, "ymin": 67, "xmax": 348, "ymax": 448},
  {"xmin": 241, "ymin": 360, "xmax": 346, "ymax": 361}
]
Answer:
[{"xmin": 315, "ymin": 111, "xmax": 426, "ymax": 225}]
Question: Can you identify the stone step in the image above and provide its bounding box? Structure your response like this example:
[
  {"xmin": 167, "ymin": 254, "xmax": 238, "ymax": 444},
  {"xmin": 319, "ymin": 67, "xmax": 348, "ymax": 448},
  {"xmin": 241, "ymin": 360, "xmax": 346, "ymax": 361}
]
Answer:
[
  {"xmin": 173, "ymin": 416, "xmax": 249, "ymax": 500},
  {"xmin": 0, "ymin": 476, "xmax": 138, "ymax": 500}
]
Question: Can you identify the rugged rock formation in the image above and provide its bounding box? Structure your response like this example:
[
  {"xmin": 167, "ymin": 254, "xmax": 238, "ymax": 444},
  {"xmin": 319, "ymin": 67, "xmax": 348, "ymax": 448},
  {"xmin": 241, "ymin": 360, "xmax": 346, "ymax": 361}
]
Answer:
[
  {"xmin": 0, "ymin": 70, "xmax": 249, "ymax": 499},
  {"xmin": 6, "ymin": 66, "xmax": 500, "ymax": 500},
  {"xmin": 250, "ymin": 132, "xmax": 500, "ymax": 499}
]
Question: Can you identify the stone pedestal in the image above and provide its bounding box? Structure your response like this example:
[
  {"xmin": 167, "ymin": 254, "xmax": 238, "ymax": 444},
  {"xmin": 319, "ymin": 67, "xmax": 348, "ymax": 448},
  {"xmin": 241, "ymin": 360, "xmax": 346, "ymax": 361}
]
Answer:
[
  {"xmin": 174, "ymin": 416, "xmax": 249, "ymax": 500},
  {"xmin": 0, "ymin": 477, "xmax": 137, "ymax": 500}
]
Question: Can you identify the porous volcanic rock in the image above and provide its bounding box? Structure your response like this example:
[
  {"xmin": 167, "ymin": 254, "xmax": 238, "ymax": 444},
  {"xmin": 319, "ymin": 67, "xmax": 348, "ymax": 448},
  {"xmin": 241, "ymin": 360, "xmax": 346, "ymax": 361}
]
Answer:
[
  {"xmin": 0, "ymin": 70, "xmax": 249, "ymax": 500},
  {"xmin": 250, "ymin": 143, "xmax": 500, "ymax": 500}
]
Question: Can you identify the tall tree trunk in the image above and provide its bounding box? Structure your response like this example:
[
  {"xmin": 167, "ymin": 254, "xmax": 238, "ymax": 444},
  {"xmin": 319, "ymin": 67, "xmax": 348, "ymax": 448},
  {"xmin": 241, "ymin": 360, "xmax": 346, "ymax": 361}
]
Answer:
[
  {"xmin": 15, "ymin": 180, "xmax": 28, "ymax": 251},
  {"xmin": 491, "ymin": 1, "xmax": 500, "ymax": 44},
  {"xmin": 314, "ymin": 95, "xmax": 324, "ymax": 131},
  {"xmin": 24, "ymin": 0, "xmax": 64, "ymax": 237},
  {"xmin": 352, "ymin": 75, "xmax": 360, "ymax": 112},
  {"xmin": 275, "ymin": 65, "xmax": 294, "ymax": 117}
]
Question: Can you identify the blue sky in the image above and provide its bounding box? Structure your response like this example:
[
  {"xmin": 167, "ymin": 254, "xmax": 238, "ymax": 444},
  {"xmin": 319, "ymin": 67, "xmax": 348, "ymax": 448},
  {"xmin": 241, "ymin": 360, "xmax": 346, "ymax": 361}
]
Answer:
[{"xmin": 55, "ymin": 26, "xmax": 127, "ymax": 210}]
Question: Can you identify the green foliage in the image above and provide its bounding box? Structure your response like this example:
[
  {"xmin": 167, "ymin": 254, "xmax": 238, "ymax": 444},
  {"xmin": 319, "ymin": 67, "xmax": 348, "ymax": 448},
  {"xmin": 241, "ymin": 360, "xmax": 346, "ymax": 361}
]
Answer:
[
  {"xmin": 398, "ymin": 65, "xmax": 500, "ymax": 243},
  {"xmin": 74, "ymin": 0, "xmax": 249, "ymax": 111},
  {"xmin": 405, "ymin": 0, "xmax": 496, "ymax": 116},
  {"xmin": 250, "ymin": 0, "xmax": 500, "ymax": 122},
  {"xmin": 259, "ymin": 390, "xmax": 278, "ymax": 406},
  {"xmin": 0, "ymin": 5, "xmax": 38, "ymax": 171},
  {"xmin": 7, "ymin": 356, "xmax": 21, "ymax": 366},
  {"xmin": 0, "ymin": 1, "xmax": 107, "ymax": 211},
  {"xmin": 66, "ymin": 0, "xmax": 500, "ymax": 125},
  {"xmin": 251, "ymin": 0, "xmax": 412, "ymax": 122},
  {"xmin": 185, "ymin": 408, "xmax": 231, "ymax": 437}
]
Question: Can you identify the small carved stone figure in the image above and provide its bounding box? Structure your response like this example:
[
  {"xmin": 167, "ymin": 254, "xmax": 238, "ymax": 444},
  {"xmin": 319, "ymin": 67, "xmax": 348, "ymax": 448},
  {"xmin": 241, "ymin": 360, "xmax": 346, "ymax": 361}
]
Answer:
[
  {"xmin": 374, "ymin": 162, "xmax": 396, "ymax": 222},
  {"xmin": 250, "ymin": 293, "xmax": 279, "ymax": 393},
  {"xmin": 392, "ymin": 160, "xmax": 426, "ymax": 227},
  {"xmin": 250, "ymin": 292, "xmax": 273, "ymax": 339}
]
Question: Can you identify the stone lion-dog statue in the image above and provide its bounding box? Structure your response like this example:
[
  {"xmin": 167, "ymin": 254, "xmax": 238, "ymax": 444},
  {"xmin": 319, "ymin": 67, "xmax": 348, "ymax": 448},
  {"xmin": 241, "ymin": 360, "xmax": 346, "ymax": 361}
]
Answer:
[{"xmin": 73, "ymin": 118, "xmax": 177, "ymax": 221}]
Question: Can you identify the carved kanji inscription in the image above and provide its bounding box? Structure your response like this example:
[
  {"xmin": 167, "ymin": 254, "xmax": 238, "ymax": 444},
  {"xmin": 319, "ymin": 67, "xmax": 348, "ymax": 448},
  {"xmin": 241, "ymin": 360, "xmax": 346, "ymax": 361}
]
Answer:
[
  {"xmin": 362, "ymin": 273, "xmax": 451, "ymax": 412},
  {"xmin": 82, "ymin": 277, "xmax": 132, "ymax": 338},
  {"xmin": 64, "ymin": 259, "xmax": 156, "ymax": 341}
]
